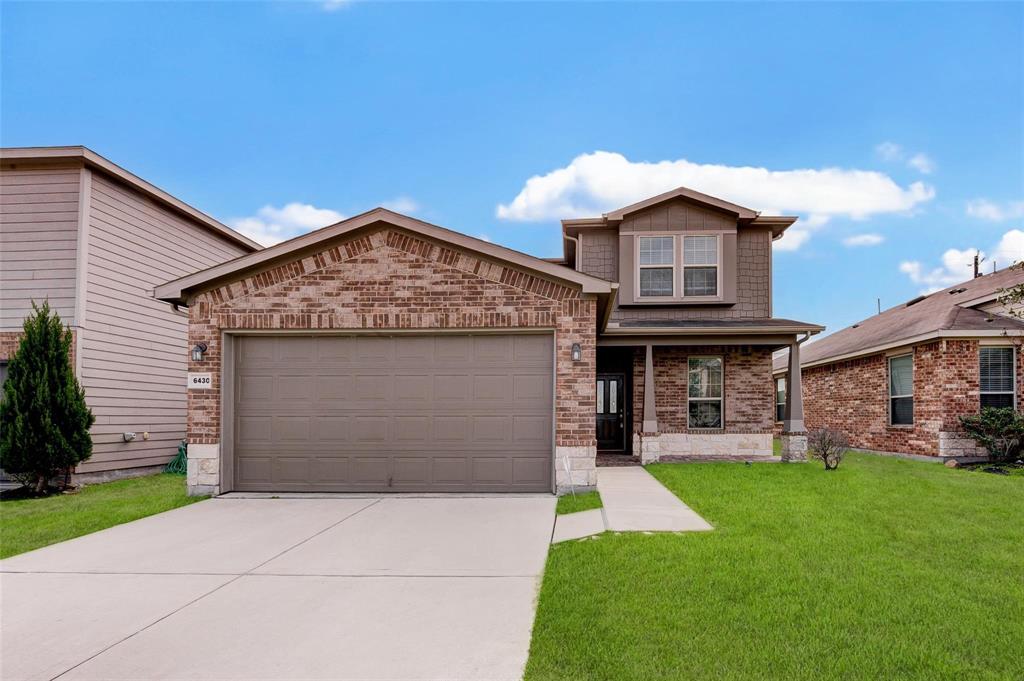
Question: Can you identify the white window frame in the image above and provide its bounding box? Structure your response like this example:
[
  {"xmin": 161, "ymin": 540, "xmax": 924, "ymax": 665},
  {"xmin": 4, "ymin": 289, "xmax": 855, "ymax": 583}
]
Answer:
[
  {"xmin": 888, "ymin": 354, "xmax": 914, "ymax": 427},
  {"xmin": 632, "ymin": 233, "xmax": 723, "ymax": 302},
  {"xmin": 636, "ymin": 234, "xmax": 676, "ymax": 299},
  {"xmin": 775, "ymin": 376, "xmax": 786, "ymax": 423},
  {"xmin": 979, "ymin": 346, "xmax": 1016, "ymax": 409},
  {"xmin": 681, "ymin": 234, "xmax": 721, "ymax": 298},
  {"xmin": 687, "ymin": 355, "xmax": 724, "ymax": 429}
]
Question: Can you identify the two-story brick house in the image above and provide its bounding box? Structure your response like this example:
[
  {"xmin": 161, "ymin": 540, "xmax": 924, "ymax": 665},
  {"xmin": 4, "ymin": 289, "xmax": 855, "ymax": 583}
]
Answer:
[{"xmin": 155, "ymin": 186, "xmax": 821, "ymax": 496}]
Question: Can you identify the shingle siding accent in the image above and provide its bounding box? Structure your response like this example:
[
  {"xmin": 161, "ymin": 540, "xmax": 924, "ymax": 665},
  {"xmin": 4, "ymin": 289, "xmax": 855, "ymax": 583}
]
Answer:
[
  {"xmin": 578, "ymin": 229, "xmax": 618, "ymax": 282},
  {"xmin": 611, "ymin": 227, "xmax": 771, "ymax": 322},
  {"xmin": 186, "ymin": 227, "xmax": 597, "ymax": 484},
  {"xmin": 799, "ymin": 339, "xmax": 1022, "ymax": 457}
]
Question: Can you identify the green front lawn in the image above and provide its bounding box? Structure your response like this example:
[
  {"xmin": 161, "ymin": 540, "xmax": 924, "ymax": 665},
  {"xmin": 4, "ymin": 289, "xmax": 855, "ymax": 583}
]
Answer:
[
  {"xmin": 556, "ymin": 490, "xmax": 603, "ymax": 515},
  {"xmin": 526, "ymin": 453, "xmax": 1023, "ymax": 680},
  {"xmin": 0, "ymin": 474, "xmax": 205, "ymax": 559}
]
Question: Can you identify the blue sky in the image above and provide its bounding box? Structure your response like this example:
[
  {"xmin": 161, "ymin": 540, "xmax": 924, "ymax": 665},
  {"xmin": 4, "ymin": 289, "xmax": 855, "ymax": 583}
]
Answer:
[{"xmin": 3, "ymin": 1, "xmax": 1022, "ymax": 336}]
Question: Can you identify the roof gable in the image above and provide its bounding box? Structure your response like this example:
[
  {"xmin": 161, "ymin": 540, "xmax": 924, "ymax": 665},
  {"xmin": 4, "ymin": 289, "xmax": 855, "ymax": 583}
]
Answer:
[{"xmin": 156, "ymin": 208, "xmax": 614, "ymax": 305}]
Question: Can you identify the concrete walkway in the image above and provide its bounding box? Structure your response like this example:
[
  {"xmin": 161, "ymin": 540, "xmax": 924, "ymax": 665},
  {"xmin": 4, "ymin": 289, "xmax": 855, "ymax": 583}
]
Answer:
[
  {"xmin": 599, "ymin": 466, "xmax": 712, "ymax": 531},
  {"xmin": 552, "ymin": 467, "xmax": 712, "ymax": 542},
  {"xmin": 1, "ymin": 496, "xmax": 555, "ymax": 681}
]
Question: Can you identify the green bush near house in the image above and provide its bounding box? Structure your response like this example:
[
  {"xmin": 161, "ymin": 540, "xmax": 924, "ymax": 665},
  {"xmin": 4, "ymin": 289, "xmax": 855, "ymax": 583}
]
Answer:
[
  {"xmin": 0, "ymin": 301, "xmax": 95, "ymax": 493},
  {"xmin": 556, "ymin": 490, "xmax": 602, "ymax": 515},
  {"xmin": 0, "ymin": 473, "xmax": 205, "ymax": 559},
  {"xmin": 526, "ymin": 452, "xmax": 1023, "ymax": 680},
  {"xmin": 959, "ymin": 406, "xmax": 1024, "ymax": 462}
]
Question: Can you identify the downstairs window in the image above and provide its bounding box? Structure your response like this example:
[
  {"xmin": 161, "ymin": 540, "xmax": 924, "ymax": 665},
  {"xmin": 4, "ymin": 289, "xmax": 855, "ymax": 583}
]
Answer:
[
  {"xmin": 688, "ymin": 357, "xmax": 723, "ymax": 428},
  {"xmin": 980, "ymin": 347, "xmax": 1015, "ymax": 409}
]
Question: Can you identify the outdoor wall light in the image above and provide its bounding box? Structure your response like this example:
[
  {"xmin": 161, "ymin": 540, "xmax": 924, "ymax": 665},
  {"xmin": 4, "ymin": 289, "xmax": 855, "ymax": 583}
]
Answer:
[
  {"xmin": 571, "ymin": 342, "xmax": 582, "ymax": 362},
  {"xmin": 191, "ymin": 342, "xmax": 208, "ymax": 362}
]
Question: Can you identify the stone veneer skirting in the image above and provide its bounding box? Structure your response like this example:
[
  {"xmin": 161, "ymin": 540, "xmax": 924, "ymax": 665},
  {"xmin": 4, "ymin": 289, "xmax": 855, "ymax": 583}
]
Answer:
[{"xmin": 634, "ymin": 432, "xmax": 773, "ymax": 464}]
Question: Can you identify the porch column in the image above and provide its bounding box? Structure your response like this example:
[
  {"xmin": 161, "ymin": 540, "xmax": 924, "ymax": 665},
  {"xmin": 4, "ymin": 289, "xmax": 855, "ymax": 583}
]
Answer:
[
  {"xmin": 783, "ymin": 339, "xmax": 805, "ymax": 433},
  {"xmin": 781, "ymin": 338, "xmax": 808, "ymax": 463},
  {"xmin": 642, "ymin": 344, "xmax": 658, "ymax": 432}
]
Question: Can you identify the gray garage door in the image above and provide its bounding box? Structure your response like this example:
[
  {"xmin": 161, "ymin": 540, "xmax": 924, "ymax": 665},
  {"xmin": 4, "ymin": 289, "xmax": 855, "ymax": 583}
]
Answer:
[{"xmin": 232, "ymin": 334, "xmax": 553, "ymax": 492}]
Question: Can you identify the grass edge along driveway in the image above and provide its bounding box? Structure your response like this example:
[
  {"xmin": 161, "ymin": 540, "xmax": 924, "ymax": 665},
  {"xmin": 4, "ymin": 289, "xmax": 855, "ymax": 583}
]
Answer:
[
  {"xmin": 1, "ymin": 473, "xmax": 205, "ymax": 559},
  {"xmin": 525, "ymin": 453, "xmax": 1024, "ymax": 681}
]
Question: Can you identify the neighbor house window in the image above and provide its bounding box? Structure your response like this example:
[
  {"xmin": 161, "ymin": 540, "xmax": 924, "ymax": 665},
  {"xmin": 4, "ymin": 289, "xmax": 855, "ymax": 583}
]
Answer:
[
  {"xmin": 638, "ymin": 236, "xmax": 674, "ymax": 297},
  {"xmin": 980, "ymin": 347, "xmax": 1015, "ymax": 409},
  {"xmin": 889, "ymin": 354, "xmax": 913, "ymax": 426},
  {"xmin": 683, "ymin": 235, "xmax": 718, "ymax": 296},
  {"xmin": 775, "ymin": 376, "xmax": 786, "ymax": 422},
  {"xmin": 688, "ymin": 357, "xmax": 723, "ymax": 428}
]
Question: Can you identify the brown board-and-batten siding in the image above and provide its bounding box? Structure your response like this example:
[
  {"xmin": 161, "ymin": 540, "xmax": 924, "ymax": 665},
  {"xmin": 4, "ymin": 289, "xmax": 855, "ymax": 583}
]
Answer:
[
  {"xmin": 76, "ymin": 170, "xmax": 250, "ymax": 475},
  {"xmin": 0, "ymin": 164, "xmax": 82, "ymax": 329}
]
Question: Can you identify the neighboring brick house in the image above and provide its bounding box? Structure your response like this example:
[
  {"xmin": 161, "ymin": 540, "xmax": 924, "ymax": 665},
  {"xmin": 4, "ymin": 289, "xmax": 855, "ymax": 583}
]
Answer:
[
  {"xmin": 156, "ymin": 186, "xmax": 821, "ymax": 496},
  {"xmin": 0, "ymin": 146, "xmax": 260, "ymax": 481},
  {"xmin": 773, "ymin": 267, "xmax": 1024, "ymax": 459}
]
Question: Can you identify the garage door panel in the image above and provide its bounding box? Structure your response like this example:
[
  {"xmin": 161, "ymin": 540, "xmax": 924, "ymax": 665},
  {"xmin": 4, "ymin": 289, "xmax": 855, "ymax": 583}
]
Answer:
[{"xmin": 233, "ymin": 334, "xmax": 553, "ymax": 492}]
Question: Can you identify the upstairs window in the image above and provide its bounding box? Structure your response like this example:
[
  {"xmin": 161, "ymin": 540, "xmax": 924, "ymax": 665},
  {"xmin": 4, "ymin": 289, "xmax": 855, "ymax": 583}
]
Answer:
[
  {"xmin": 889, "ymin": 354, "xmax": 913, "ymax": 426},
  {"xmin": 688, "ymin": 357, "xmax": 723, "ymax": 428},
  {"xmin": 683, "ymin": 235, "xmax": 718, "ymax": 296},
  {"xmin": 980, "ymin": 347, "xmax": 1015, "ymax": 409},
  {"xmin": 638, "ymin": 236, "xmax": 674, "ymax": 297},
  {"xmin": 775, "ymin": 376, "xmax": 786, "ymax": 422}
]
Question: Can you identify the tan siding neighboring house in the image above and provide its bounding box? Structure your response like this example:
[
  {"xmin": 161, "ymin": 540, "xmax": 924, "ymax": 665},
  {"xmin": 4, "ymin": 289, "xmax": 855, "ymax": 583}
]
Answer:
[
  {"xmin": 0, "ymin": 165, "xmax": 82, "ymax": 328},
  {"xmin": 77, "ymin": 172, "xmax": 251, "ymax": 475},
  {"xmin": 0, "ymin": 147, "xmax": 260, "ymax": 480}
]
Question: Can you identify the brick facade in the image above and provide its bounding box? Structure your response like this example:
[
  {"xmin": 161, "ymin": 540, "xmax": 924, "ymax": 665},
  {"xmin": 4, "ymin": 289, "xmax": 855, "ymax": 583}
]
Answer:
[
  {"xmin": 800, "ymin": 339, "xmax": 1023, "ymax": 457},
  {"xmin": 0, "ymin": 329, "xmax": 78, "ymax": 373},
  {"xmin": 632, "ymin": 345, "xmax": 775, "ymax": 435},
  {"xmin": 626, "ymin": 345, "xmax": 776, "ymax": 460},
  {"xmin": 184, "ymin": 226, "xmax": 597, "ymax": 494}
]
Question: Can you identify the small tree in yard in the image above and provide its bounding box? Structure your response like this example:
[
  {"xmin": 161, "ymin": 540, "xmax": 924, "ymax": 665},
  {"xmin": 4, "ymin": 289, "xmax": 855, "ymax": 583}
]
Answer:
[
  {"xmin": 808, "ymin": 428, "xmax": 849, "ymax": 470},
  {"xmin": 959, "ymin": 407, "xmax": 1024, "ymax": 462},
  {"xmin": 0, "ymin": 301, "xmax": 95, "ymax": 493}
]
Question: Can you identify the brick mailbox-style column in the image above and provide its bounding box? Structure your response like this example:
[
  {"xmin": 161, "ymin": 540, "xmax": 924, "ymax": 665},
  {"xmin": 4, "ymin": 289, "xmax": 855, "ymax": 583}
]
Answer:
[{"xmin": 781, "ymin": 337, "xmax": 809, "ymax": 462}]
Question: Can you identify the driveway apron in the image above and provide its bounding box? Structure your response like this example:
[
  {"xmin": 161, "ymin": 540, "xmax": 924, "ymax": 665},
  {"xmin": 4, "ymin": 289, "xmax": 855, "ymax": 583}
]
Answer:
[{"xmin": 0, "ymin": 496, "xmax": 555, "ymax": 681}]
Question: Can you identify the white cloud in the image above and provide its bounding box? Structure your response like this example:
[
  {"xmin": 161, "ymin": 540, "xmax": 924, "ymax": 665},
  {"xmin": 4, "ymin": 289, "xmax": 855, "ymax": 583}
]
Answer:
[
  {"xmin": 772, "ymin": 229, "xmax": 811, "ymax": 252},
  {"xmin": 322, "ymin": 0, "xmax": 351, "ymax": 11},
  {"xmin": 229, "ymin": 202, "xmax": 344, "ymax": 246},
  {"xmin": 843, "ymin": 233, "xmax": 885, "ymax": 247},
  {"xmin": 899, "ymin": 248, "xmax": 979, "ymax": 293},
  {"xmin": 899, "ymin": 229, "xmax": 1024, "ymax": 293},
  {"xmin": 496, "ymin": 151, "xmax": 934, "ymax": 252},
  {"xmin": 875, "ymin": 142, "xmax": 935, "ymax": 174},
  {"xmin": 966, "ymin": 198, "xmax": 1024, "ymax": 222},
  {"xmin": 875, "ymin": 142, "xmax": 904, "ymax": 162},
  {"xmin": 907, "ymin": 153, "xmax": 935, "ymax": 175},
  {"xmin": 380, "ymin": 196, "xmax": 420, "ymax": 214},
  {"xmin": 477, "ymin": 233, "xmax": 492, "ymax": 243}
]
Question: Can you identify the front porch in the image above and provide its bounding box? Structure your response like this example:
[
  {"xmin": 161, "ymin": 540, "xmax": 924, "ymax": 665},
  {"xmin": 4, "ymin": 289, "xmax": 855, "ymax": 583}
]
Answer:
[{"xmin": 594, "ymin": 340, "xmax": 809, "ymax": 465}]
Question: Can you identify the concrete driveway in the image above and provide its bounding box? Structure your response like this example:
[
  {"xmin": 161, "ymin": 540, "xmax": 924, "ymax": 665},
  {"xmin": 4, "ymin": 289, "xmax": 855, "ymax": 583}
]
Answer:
[{"xmin": 0, "ymin": 496, "xmax": 555, "ymax": 681}]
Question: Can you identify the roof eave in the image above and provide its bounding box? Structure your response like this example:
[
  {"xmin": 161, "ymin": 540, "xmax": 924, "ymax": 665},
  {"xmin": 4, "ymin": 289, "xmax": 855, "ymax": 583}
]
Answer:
[{"xmin": 786, "ymin": 328, "xmax": 1024, "ymax": 371}]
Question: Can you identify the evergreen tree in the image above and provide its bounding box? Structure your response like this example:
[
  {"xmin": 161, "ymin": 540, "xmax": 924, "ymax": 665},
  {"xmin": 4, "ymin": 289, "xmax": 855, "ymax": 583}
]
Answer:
[{"xmin": 0, "ymin": 301, "xmax": 95, "ymax": 493}]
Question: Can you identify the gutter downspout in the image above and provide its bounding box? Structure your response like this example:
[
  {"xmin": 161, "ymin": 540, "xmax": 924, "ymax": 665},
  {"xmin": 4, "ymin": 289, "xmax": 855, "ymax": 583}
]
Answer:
[{"xmin": 563, "ymin": 233, "xmax": 581, "ymax": 272}]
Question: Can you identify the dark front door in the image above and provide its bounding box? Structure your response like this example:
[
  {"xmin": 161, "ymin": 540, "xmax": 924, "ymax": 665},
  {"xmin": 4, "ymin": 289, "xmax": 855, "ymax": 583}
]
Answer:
[{"xmin": 596, "ymin": 373, "xmax": 626, "ymax": 452}]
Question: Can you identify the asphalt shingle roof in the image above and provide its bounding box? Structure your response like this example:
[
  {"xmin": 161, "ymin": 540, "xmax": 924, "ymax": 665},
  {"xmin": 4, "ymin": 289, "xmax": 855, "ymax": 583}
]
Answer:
[{"xmin": 773, "ymin": 266, "xmax": 1024, "ymax": 371}]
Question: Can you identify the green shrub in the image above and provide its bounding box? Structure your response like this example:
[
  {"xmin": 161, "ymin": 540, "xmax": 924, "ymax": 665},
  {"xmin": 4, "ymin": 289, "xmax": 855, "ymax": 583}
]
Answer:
[
  {"xmin": 959, "ymin": 407, "xmax": 1024, "ymax": 462},
  {"xmin": 808, "ymin": 427, "xmax": 849, "ymax": 470},
  {"xmin": 0, "ymin": 301, "xmax": 95, "ymax": 493}
]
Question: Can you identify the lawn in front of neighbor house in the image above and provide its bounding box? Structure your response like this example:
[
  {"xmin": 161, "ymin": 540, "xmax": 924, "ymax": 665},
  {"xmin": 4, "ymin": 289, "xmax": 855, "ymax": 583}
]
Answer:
[
  {"xmin": 0, "ymin": 473, "xmax": 204, "ymax": 559},
  {"xmin": 526, "ymin": 452, "xmax": 1024, "ymax": 681}
]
